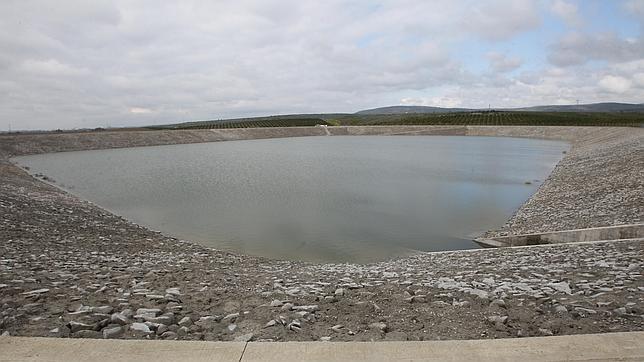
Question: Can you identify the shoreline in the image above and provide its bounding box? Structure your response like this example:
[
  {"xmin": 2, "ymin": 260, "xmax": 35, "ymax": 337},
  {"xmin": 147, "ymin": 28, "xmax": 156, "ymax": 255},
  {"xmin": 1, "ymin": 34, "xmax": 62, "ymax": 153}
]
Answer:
[{"xmin": 1, "ymin": 126, "xmax": 642, "ymax": 341}]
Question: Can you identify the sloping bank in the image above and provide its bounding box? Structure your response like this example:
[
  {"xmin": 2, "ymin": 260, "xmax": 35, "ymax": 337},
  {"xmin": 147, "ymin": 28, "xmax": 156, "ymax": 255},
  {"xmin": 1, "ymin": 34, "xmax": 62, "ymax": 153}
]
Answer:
[{"xmin": 0, "ymin": 126, "xmax": 642, "ymax": 342}]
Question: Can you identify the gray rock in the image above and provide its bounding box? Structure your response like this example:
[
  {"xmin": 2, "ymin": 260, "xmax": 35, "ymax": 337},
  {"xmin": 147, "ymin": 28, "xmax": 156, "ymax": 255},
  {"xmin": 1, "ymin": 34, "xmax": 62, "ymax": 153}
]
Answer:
[
  {"xmin": 110, "ymin": 313, "xmax": 129, "ymax": 325},
  {"xmin": 614, "ymin": 307, "xmax": 627, "ymax": 315},
  {"xmin": 161, "ymin": 331, "xmax": 177, "ymax": 339},
  {"xmin": 295, "ymin": 311, "xmax": 309, "ymax": 318},
  {"xmin": 178, "ymin": 316, "xmax": 192, "ymax": 327},
  {"xmin": 269, "ymin": 300, "xmax": 283, "ymax": 307},
  {"xmin": 93, "ymin": 318, "xmax": 110, "ymax": 331},
  {"xmin": 264, "ymin": 320, "xmax": 277, "ymax": 328},
  {"xmin": 482, "ymin": 277, "xmax": 495, "ymax": 285},
  {"xmin": 74, "ymin": 330, "xmax": 102, "ymax": 338},
  {"xmin": 165, "ymin": 287, "xmax": 181, "ymax": 296},
  {"xmin": 156, "ymin": 324, "xmax": 169, "ymax": 335},
  {"xmin": 21, "ymin": 288, "xmax": 50, "ymax": 295},
  {"xmin": 487, "ymin": 315, "xmax": 508, "ymax": 325},
  {"xmin": 135, "ymin": 308, "xmax": 161, "ymax": 317},
  {"xmin": 67, "ymin": 321, "xmax": 93, "ymax": 333},
  {"xmin": 466, "ymin": 288, "xmax": 489, "ymax": 300},
  {"xmin": 292, "ymin": 305, "xmax": 319, "ymax": 312},
  {"xmin": 331, "ymin": 324, "xmax": 344, "ymax": 333},
  {"xmin": 490, "ymin": 299, "xmax": 506, "ymax": 308},
  {"xmin": 222, "ymin": 313, "xmax": 239, "ymax": 323},
  {"xmin": 334, "ymin": 288, "xmax": 345, "ymax": 296},
  {"xmin": 234, "ymin": 333, "xmax": 254, "ymax": 342},
  {"xmin": 227, "ymin": 324, "xmax": 237, "ymax": 332},
  {"xmin": 574, "ymin": 307, "xmax": 597, "ymax": 315},
  {"xmin": 145, "ymin": 314, "xmax": 174, "ymax": 325},
  {"xmin": 554, "ymin": 305, "xmax": 568, "ymax": 314},
  {"xmin": 288, "ymin": 319, "xmax": 301, "ymax": 332},
  {"xmin": 130, "ymin": 322, "xmax": 151, "ymax": 334},
  {"xmin": 102, "ymin": 326, "xmax": 123, "ymax": 339},
  {"xmin": 177, "ymin": 326, "xmax": 189, "ymax": 336},
  {"xmin": 92, "ymin": 306, "xmax": 113, "ymax": 314},
  {"xmin": 280, "ymin": 303, "xmax": 294, "ymax": 311},
  {"xmin": 369, "ymin": 322, "xmax": 388, "ymax": 333},
  {"xmin": 405, "ymin": 295, "xmax": 426, "ymax": 303},
  {"xmin": 547, "ymin": 281, "xmax": 572, "ymax": 295}
]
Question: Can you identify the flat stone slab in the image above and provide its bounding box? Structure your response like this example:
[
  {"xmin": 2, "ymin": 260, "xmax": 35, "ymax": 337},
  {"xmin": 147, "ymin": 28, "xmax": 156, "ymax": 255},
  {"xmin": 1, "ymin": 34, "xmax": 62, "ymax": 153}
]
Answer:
[
  {"xmin": 0, "ymin": 337, "xmax": 246, "ymax": 362},
  {"xmin": 243, "ymin": 332, "xmax": 644, "ymax": 361},
  {"xmin": 2, "ymin": 332, "xmax": 643, "ymax": 362}
]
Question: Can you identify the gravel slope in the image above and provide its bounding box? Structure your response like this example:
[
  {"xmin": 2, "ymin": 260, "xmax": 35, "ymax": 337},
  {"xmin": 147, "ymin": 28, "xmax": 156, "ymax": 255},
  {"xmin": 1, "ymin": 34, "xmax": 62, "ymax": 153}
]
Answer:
[{"xmin": 0, "ymin": 126, "xmax": 642, "ymax": 342}]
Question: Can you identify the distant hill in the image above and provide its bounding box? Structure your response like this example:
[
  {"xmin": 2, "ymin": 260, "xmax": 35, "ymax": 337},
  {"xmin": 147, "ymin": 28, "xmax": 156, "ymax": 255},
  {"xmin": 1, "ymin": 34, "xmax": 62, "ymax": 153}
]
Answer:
[
  {"xmin": 356, "ymin": 102, "xmax": 644, "ymax": 115},
  {"xmin": 512, "ymin": 102, "xmax": 644, "ymax": 113},
  {"xmin": 356, "ymin": 105, "xmax": 473, "ymax": 115}
]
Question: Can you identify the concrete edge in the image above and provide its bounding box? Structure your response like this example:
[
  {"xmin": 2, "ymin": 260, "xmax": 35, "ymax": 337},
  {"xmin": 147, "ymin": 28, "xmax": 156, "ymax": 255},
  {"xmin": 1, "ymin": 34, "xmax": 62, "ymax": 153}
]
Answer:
[
  {"xmin": 474, "ymin": 237, "xmax": 644, "ymax": 249},
  {"xmin": 474, "ymin": 223, "xmax": 644, "ymax": 248},
  {"xmin": 1, "ymin": 331, "xmax": 643, "ymax": 362}
]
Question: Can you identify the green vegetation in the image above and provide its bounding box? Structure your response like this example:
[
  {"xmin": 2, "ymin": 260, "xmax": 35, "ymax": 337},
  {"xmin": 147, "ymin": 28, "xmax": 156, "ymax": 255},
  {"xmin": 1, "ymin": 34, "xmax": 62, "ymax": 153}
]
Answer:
[
  {"xmin": 150, "ymin": 117, "xmax": 329, "ymax": 130},
  {"xmin": 335, "ymin": 111, "xmax": 644, "ymax": 127},
  {"xmin": 150, "ymin": 111, "xmax": 644, "ymax": 130}
]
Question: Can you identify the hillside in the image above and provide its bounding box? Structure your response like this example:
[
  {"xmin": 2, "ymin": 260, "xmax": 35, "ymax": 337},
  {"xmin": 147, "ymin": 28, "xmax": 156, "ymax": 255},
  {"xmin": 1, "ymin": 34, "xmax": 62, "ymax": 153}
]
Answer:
[
  {"xmin": 356, "ymin": 105, "xmax": 473, "ymax": 115},
  {"xmin": 514, "ymin": 102, "xmax": 644, "ymax": 113},
  {"xmin": 356, "ymin": 102, "xmax": 644, "ymax": 115}
]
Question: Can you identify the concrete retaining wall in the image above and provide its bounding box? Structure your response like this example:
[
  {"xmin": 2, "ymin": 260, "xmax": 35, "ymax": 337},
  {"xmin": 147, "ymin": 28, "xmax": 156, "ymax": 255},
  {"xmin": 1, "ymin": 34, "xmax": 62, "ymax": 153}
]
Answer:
[{"xmin": 475, "ymin": 223, "xmax": 644, "ymax": 247}]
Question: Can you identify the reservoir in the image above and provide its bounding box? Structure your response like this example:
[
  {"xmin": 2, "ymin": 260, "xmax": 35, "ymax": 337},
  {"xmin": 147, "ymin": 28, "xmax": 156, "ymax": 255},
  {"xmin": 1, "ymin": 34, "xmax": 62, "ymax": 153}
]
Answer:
[{"xmin": 14, "ymin": 136, "xmax": 568, "ymax": 263}]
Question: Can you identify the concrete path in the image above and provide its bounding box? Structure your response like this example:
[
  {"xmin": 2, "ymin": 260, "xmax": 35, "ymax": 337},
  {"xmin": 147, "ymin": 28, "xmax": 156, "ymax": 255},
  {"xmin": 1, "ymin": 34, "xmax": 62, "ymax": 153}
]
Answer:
[{"xmin": 1, "ymin": 332, "xmax": 643, "ymax": 362}]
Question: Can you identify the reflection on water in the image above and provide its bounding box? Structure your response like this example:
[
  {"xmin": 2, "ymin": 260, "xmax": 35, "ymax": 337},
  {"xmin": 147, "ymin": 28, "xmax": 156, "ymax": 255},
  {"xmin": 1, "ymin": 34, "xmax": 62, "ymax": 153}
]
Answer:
[{"xmin": 15, "ymin": 136, "xmax": 568, "ymax": 263}]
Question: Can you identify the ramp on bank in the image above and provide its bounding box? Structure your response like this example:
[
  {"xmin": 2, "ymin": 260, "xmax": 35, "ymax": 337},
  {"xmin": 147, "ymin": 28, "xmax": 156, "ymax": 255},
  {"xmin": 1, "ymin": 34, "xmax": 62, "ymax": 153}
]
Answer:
[
  {"xmin": 1, "ymin": 332, "xmax": 643, "ymax": 362},
  {"xmin": 475, "ymin": 223, "xmax": 644, "ymax": 248}
]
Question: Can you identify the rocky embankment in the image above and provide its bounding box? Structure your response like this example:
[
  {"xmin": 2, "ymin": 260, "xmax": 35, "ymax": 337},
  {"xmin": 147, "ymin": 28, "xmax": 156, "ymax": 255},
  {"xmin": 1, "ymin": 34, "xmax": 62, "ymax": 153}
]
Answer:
[{"xmin": 0, "ymin": 126, "xmax": 642, "ymax": 342}]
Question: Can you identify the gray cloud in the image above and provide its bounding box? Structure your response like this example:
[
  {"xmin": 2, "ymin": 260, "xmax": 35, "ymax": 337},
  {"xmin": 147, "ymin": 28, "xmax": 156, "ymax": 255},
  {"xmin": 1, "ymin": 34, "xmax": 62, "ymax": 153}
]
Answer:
[
  {"xmin": 548, "ymin": 32, "xmax": 644, "ymax": 66},
  {"xmin": 462, "ymin": 0, "xmax": 541, "ymax": 41},
  {"xmin": 487, "ymin": 52, "xmax": 523, "ymax": 73},
  {"xmin": 550, "ymin": 0, "xmax": 582, "ymax": 27}
]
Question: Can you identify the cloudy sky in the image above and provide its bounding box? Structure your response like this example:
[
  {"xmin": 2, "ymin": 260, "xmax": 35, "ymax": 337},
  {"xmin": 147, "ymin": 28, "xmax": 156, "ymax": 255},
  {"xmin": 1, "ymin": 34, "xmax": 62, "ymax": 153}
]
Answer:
[{"xmin": 1, "ymin": 0, "xmax": 643, "ymax": 130}]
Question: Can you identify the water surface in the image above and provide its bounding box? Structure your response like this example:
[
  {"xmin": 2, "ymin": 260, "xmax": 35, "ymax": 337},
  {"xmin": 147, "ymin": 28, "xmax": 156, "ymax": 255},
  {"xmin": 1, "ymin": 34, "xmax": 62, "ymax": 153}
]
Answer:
[{"xmin": 15, "ymin": 136, "xmax": 568, "ymax": 263}]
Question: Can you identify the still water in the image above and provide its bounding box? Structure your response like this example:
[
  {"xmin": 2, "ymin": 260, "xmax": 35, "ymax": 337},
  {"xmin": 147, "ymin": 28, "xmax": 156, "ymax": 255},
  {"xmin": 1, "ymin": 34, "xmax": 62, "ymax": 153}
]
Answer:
[{"xmin": 15, "ymin": 136, "xmax": 568, "ymax": 263}]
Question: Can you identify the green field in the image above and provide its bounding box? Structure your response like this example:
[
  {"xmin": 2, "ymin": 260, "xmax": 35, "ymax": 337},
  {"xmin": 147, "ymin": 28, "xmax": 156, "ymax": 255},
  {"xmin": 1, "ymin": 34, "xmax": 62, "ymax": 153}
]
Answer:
[
  {"xmin": 150, "ymin": 117, "xmax": 329, "ymax": 130},
  {"xmin": 151, "ymin": 111, "xmax": 644, "ymax": 130}
]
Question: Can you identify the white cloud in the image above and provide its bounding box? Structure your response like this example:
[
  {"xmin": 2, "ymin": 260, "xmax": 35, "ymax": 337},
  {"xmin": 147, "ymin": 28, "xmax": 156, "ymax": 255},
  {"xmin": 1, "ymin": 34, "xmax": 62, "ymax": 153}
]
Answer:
[
  {"xmin": 401, "ymin": 96, "xmax": 463, "ymax": 108},
  {"xmin": 129, "ymin": 107, "xmax": 153, "ymax": 114},
  {"xmin": 550, "ymin": 0, "xmax": 582, "ymax": 27},
  {"xmin": 634, "ymin": 73, "xmax": 644, "ymax": 87},
  {"xmin": 19, "ymin": 59, "xmax": 89, "ymax": 76},
  {"xmin": 625, "ymin": 0, "xmax": 644, "ymax": 17},
  {"xmin": 598, "ymin": 75, "xmax": 632, "ymax": 94},
  {"xmin": 486, "ymin": 52, "xmax": 523, "ymax": 73}
]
